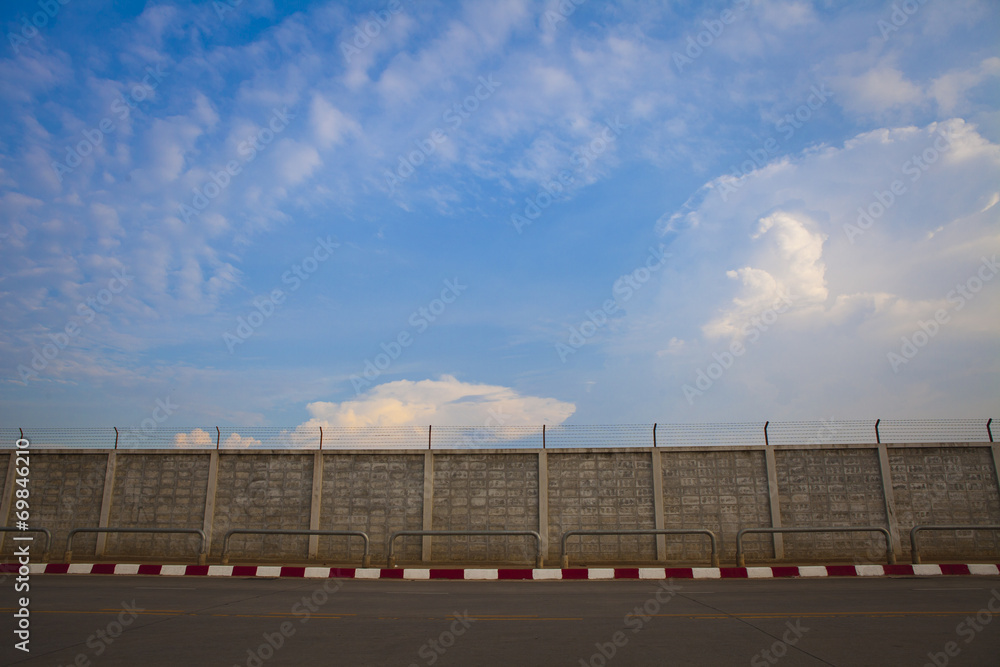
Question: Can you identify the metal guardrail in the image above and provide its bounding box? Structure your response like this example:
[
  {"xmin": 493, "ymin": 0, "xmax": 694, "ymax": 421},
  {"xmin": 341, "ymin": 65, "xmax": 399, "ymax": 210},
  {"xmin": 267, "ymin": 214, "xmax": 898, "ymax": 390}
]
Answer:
[
  {"xmin": 4, "ymin": 418, "xmax": 995, "ymax": 450},
  {"xmin": 909, "ymin": 525, "xmax": 1000, "ymax": 564},
  {"xmin": 387, "ymin": 530, "xmax": 544, "ymax": 568},
  {"xmin": 221, "ymin": 529, "xmax": 371, "ymax": 566},
  {"xmin": 560, "ymin": 529, "xmax": 720, "ymax": 568},
  {"xmin": 65, "ymin": 528, "xmax": 208, "ymax": 565},
  {"xmin": 736, "ymin": 527, "xmax": 896, "ymax": 567},
  {"xmin": 0, "ymin": 527, "xmax": 52, "ymax": 561}
]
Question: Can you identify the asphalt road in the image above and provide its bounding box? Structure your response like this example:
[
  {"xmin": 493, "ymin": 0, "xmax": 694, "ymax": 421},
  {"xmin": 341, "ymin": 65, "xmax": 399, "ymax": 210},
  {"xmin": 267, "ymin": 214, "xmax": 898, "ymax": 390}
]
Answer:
[{"xmin": 2, "ymin": 575, "xmax": 999, "ymax": 666}]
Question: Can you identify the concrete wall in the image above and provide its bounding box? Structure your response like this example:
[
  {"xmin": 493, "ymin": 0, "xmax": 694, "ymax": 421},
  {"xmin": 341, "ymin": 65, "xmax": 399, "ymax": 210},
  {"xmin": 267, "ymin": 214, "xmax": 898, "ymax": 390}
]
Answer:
[
  {"xmin": 2, "ymin": 443, "xmax": 999, "ymax": 566},
  {"xmin": 660, "ymin": 449, "xmax": 773, "ymax": 563}
]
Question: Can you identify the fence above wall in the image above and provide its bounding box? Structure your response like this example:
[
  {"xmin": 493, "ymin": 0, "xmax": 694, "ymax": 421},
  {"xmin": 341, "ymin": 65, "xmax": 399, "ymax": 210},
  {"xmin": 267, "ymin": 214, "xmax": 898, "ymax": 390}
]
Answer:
[{"xmin": 2, "ymin": 418, "xmax": 995, "ymax": 450}]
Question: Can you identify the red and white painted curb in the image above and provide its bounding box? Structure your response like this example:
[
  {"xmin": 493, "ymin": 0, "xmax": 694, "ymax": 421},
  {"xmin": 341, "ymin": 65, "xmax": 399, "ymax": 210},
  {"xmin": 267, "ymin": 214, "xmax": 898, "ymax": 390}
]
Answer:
[{"xmin": 7, "ymin": 563, "xmax": 999, "ymax": 580}]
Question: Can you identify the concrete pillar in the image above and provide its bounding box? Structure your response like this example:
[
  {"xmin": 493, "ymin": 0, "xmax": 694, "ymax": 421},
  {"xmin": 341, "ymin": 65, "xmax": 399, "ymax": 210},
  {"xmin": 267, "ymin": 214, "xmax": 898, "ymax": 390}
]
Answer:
[
  {"xmin": 308, "ymin": 451, "xmax": 324, "ymax": 559},
  {"xmin": 95, "ymin": 452, "xmax": 117, "ymax": 557},
  {"xmin": 421, "ymin": 451, "xmax": 434, "ymax": 562},
  {"xmin": 538, "ymin": 450, "xmax": 549, "ymax": 559},
  {"xmin": 877, "ymin": 444, "xmax": 902, "ymax": 557},
  {"xmin": 650, "ymin": 448, "xmax": 666, "ymax": 561},
  {"xmin": 0, "ymin": 453, "xmax": 16, "ymax": 552},
  {"xmin": 763, "ymin": 446, "xmax": 784, "ymax": 560},
  {"xmin": 202, "ymin": 451, "xmax": 220, "ymax": 556}
]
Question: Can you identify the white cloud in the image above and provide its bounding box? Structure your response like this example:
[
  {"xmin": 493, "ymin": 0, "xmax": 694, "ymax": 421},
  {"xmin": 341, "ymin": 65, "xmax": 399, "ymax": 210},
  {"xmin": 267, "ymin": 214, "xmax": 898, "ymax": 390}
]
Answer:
[
  {"xmin": 832, "ymin": 66, "xmax": 923, "ymax": 116},
  {"xmin": 930, "ymin": 57, "xmax": 1000, "ymax": 115},
  {"xmin": 301, "ymin": 375, "xmax": 576, "ymax": 427},
  {"xmin": 309, "ymin": 94, "xmax": 360, "ymax": 148},
  {"xmin": 611, "ymin": 118, "xmax": 1000, "ymax": 419},
  {"xmin": 173, "ymin": 428, "xmax": 213, "ymax": 448},
  {"xmin": 703, "ymin": 212, "xmax": 827, "ymax": 340}
]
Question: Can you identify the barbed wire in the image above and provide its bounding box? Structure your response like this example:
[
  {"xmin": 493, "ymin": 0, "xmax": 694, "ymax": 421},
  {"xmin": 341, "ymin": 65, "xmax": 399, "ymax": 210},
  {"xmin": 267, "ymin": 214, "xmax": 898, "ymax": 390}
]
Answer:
[{"xmin": 1, "ymin": 418, "xmax": 994, "ymax": 450}]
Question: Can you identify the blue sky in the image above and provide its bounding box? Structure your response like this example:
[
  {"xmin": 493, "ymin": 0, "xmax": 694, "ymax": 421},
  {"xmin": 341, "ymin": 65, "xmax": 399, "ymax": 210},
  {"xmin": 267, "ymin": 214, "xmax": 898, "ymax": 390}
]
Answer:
[{"xmin": 1, "ymin": 0, "xmax": 998, "ymax": 431}]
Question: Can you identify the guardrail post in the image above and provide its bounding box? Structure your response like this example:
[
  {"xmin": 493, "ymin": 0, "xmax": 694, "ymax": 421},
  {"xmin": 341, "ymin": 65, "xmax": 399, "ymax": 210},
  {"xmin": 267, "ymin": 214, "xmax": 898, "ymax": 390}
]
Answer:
[
  {"xmin": 421, "ymin": 450, "xmax": 435, "ymax": 562},
  {"xmin": 95, "ymin": 452, "xmax": 117, "ymax": 557}
]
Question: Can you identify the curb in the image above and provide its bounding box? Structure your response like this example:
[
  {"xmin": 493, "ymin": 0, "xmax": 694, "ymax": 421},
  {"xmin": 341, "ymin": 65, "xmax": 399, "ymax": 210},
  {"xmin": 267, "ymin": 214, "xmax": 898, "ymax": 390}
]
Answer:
[{"xmin": 8, "ymin": 563, "xmax": 1000, "ymax": 580}]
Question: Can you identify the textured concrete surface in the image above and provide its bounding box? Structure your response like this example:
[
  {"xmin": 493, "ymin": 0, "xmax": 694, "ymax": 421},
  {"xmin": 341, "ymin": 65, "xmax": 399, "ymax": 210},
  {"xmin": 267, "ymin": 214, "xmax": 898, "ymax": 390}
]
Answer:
[
  {"xmin": 660, "ymin": 449, "xmax": 773, "ymax": 563},
  {"xmin": 890, "ymin": 446, "xmax": 1000, "ymax": 560},
  {"xmin": 106, "ymin": 454, "xmax": 209, "ymax": 560},
  {"xmin": 1, "ymin": 454, "xmax": 107, "ymax": 558},
  {"xmin": 547, "ymin": 452, "xmax": 656, "ymax": 563},
  {"xmin": 320, "ymin": 453, "xmax": 424, "ymax": 563},
  {"xmin": 210, "ymin": 454, "xmax": 313, "ymax": 560},
  {"xmin": 431, "ymin": 453, "xmax": 538, "ymax": 563},
  {"xmin": 775, "ymin": 448, "xmax": 889, "ymax": 563}
]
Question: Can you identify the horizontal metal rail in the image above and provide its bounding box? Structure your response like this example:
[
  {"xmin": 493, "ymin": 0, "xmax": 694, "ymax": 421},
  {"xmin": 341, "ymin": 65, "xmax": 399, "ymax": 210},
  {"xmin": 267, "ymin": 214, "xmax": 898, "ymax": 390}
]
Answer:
[
  {"xmin": 909, "ymin": 525, "xmax": 1000, "ymax": 565},
  {"xmin": 560, "ymin": 529, "xmax": 719, "ymax": 568},
  {"xmin": 736, "ymin": 527, "xmax": 895, "ymax": 567},
  {"xmin": 221, "ymin": 529, "xmax": 371, "ymax": 567},
  {"xmin": 1, "ymin": 527, "xmax": 52, "ymax": 561},
  {"xmin": 387, "ymin": 530, "xmax": 543, "ymax": 568},
  {"xmin": 65, "ymin": 527, "xmax": 208, "ymax": 565}
]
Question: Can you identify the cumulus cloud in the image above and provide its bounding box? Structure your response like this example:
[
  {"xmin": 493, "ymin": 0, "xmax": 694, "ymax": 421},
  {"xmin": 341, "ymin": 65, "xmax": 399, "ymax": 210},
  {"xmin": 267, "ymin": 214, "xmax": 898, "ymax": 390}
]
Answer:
[
  {"xmin": 301, "ymin": 375, "xmax": 576, "ymax": 427},
  {"xmin": 172, "ymin": 429, "xmax": 262, "ymax": 448},
  {"xmin": 173, "ymin": 428, "xmax": 214, "ymax": 448},
  {"xmin": 618, "ymin": 118, "xmax": 1000, "ymax": 419}
]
